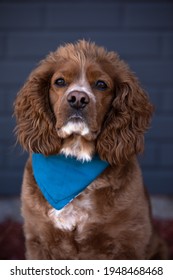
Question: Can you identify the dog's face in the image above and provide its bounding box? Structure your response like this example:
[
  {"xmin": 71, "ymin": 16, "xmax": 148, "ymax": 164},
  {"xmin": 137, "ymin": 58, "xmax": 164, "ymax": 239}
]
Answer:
[
  {"xmin": 49, "ymin": 53, "xmax": 116, "ymax": 160},
  {"xmin": 15, "ymin": 40, "xmax": 153, "ymax": 164},
  {"xmin": 50, "ymin": 61, "xmax": 114, "ymax": 139}
]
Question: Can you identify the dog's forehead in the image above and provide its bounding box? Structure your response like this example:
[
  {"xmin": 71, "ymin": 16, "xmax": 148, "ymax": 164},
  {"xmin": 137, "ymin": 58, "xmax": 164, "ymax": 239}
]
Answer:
[
  {"xmin": 52, "ymin": 50, "xmax": 113, "ymax": 97},
  {"xmin": 66, "ymin": 67, "xmax": 94, "ymax": 98},
  {"xmin": 53, "ymin": 58, "xmax": 95, "ymax": 92}
]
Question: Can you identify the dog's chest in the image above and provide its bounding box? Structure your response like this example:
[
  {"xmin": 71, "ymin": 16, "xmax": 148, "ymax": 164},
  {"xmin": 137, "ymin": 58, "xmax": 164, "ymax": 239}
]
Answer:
[{"xmin": 48, "ymin": 193, "xmax": 93, "ymax": 232}]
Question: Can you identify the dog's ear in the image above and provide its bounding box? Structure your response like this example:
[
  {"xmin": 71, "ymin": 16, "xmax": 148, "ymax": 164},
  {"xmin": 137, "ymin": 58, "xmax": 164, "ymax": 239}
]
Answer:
[
  {"xmin": 14, "ymin": 59, "xmax": 62, "ymax": 155},
  {"xmin": 96, "ymin": 65, "xmax": 153, "ymax": 165}
]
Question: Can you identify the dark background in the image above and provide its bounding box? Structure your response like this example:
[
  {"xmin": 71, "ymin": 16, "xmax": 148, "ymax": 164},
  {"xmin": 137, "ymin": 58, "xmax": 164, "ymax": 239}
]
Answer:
[{"xmin": 0, "ymin": 0, "xmax": 173, "ymax": 195}]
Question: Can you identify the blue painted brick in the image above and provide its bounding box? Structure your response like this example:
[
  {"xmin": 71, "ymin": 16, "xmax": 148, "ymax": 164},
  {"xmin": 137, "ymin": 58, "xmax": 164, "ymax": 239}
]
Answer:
[
  {"xmin": 0, "ymin": 34, "xmax": 5, "ymax": 56},
  {"xmin": 46, "ymin": 3, "xmax": 122, "ymax": 28},
  {"xmin": 150, "ymin": 115, "xmax": 173, "ymax": 139},
  {"xmin": 163, "ymin": 34, "xmax": 173, "ymax": 57},
  {"xmin": 0, "ymin": 61, "xmax": 36, "ymax": 84},
  {"xmin": 5, "ymin": 87, "xmax": 20, "ymax": 115},
  {"xmin": 0, "ymin": 117, "xmax": 15, "ymax": 141},
  {"xmin": 0, "ymin": 171, "xmax": 23, "ymax": 195},
  {"xmin": 139, "ymin": 143, "xmax": 158, "ymax": 167},
  {"xmin": 0, "ymin": 90, "xmax": 5, "ymax": 113},
  {"xmin": 7, "ymin": 32, "xmax": 161, "ymax": 58},
  {"xmin": 0, "ymin": 3, "xmax": 43, "ymax": 29},
  {"xmin": 7, "ymin": 33, "xmax": 58, "ymax": 58},
  {"xmin": 159, "ymin": 144, "xmax": 173, "ymax": 166},
  {"xmin": 125, "ymin": 3, "xmax": 173, "ymax": 28},
  {"xmin": 0, "ymin": 146, "xmax": 4, "ymax": 168},
  {"xmin": 129, "ymin": 61, "xmax": 173, "ymax": 85},
  {"xmin": 147, "ymin": 88, "xmax": 162, "ymax": 113},
  {"xmin": 6, "ymin": 144, "xmax": 27, "ymax": 169},
  {"xmin": 161, "ymin": 89, "xmax": 173, "ymax": 113},
  {"xmin": 146, "ymin": 87, "xmax": 173, "ymax": 115},
  {"xmin": 89, "ymin": 32, "xmax": 161, "ymax": 58},
  {"xmin": 144, "ymin": 171, "xmax": 173, "ymax": 194}
]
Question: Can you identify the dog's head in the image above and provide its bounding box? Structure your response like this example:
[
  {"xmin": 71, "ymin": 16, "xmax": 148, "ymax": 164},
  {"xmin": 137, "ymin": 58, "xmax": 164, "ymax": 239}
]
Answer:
[{"xmin": 14, "ymin": 40, "xmax": 153, "ymax": 164}]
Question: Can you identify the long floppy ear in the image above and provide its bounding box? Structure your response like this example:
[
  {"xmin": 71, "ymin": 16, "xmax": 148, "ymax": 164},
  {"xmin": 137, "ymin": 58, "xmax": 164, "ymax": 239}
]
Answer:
[
  {"xmin": 14, "ymin": 59, "xmax": 62, "ymax": 155},
  {"xmin": 96, "ymin": 65, "xmax": 153, "ymax": 165}
]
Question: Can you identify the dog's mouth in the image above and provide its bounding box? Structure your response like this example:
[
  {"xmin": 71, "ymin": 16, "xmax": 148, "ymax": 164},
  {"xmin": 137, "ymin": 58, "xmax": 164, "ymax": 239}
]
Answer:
[
  {"xmin": 57, "ymin": 115, "xmax": 99, "ymax": 141},
  {"xmin": 68, "ymin": 113, "xmax": 84, "ymax": 123},
  {"xmin": 57, "ymin": 116, "xmax": 90, "ymax": 138}
]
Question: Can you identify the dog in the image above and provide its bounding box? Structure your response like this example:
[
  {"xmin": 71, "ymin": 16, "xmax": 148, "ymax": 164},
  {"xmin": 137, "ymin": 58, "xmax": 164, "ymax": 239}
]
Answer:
[{"xmin": 14, "ymin": 40, "xmax": 167, "ymax": 259}]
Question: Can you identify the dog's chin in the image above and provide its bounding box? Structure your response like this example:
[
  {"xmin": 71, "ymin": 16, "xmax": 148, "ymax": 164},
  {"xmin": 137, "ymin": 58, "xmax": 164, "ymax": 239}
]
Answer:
[
  {"xmin": 57, "ymin": 119, "xmax": 97, "ymax": 162},
  {"xmin": 57, "ymin": 118, "xmax": 98, "ymax": 141}
]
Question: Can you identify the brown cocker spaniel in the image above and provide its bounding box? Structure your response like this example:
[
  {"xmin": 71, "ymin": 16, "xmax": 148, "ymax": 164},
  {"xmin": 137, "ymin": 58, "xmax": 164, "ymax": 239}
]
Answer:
[{"xmin": 14, "ymin": 40, "xmax": 167, "ymax": 259}]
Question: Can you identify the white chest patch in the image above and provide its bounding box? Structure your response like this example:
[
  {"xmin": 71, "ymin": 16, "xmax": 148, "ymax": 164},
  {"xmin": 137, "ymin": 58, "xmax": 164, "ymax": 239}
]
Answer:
[
  {"xmin": 60, "ymin": 146, "xmax": 92, "ymax": 162},
  {"xmin": 60, "ymin": 134, "xmax": 92, "ymax": 162},
  {"xmin": 48, "ymin": 195, "xmax": 93, "ymax": 232}
]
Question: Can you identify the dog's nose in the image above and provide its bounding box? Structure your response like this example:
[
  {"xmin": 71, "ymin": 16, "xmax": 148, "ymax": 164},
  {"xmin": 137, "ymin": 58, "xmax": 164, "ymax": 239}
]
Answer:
[{"xmin": 67, "ymin": 91, "xmax": 89, "ymax": 109}]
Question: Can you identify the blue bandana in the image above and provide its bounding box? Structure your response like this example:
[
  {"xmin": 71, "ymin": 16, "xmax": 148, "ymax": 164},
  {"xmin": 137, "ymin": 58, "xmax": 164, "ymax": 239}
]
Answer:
[{"xmin": 32, "ymin": 153, "xmax": 109, "ymax": 210}]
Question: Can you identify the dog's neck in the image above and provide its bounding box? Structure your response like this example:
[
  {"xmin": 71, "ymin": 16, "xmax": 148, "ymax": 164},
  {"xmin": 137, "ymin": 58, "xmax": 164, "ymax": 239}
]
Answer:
[{"xmin": 60, "ymin": 135, "xmax": 95, "ymax": 162}]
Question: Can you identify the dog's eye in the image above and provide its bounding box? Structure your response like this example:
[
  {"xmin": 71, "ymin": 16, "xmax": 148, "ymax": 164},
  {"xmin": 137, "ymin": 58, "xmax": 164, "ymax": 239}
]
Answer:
[
  {"xmin": 54, "ymin": 78, "xmax": 66, "ymax": 87},
  {"xmin": 95, "ymin": 80, "xmax": 108, "ymax": 91}
]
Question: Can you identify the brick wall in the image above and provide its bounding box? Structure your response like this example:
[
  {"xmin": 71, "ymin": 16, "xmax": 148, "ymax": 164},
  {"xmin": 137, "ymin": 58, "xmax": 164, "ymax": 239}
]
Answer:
[{"xmin": 0, "ymin": 0, "xmax": 173, "ymax": 195}]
